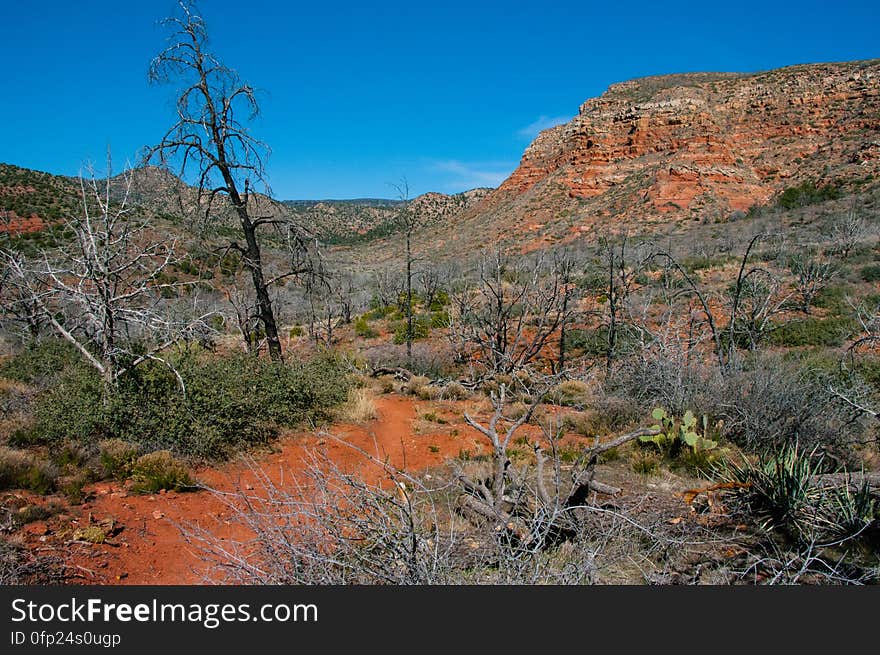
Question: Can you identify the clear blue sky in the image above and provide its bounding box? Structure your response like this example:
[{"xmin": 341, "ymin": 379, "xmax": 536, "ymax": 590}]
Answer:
[{"xmin": 2, "ymin": 1, "xmax": 878, "ymax": 199}]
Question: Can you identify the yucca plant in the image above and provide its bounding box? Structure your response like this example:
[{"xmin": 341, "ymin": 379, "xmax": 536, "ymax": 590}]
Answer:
[
  {"xmin": 819, "ymin": 480, "xmax": 876, "ymax": 541},
  {"xmin": 718, "ymin": 441, "xmax": 876, "ymax": 544},
  {"xmin": 718, "ymin": 441, "xmax": 823, "ymax": 541}
]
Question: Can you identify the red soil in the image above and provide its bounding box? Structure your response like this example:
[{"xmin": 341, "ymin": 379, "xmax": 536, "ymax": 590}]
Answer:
[
  {"xmin": 0, "ymin": 211, "xmax": 46, "ymax": 234},
  {"xmin": 34, "ymin": 395, "xmax": 481, "ymax": 585}
]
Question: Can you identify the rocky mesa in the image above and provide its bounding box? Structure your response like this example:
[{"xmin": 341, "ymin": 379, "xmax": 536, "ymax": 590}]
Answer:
[{"xmin": 441, "ymin": 60, "xmax": 880, "ymax": 250}]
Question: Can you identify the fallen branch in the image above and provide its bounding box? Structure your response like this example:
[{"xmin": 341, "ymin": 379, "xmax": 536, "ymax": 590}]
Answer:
[
  {"xmin": 370, "ymin": 366, "xmax": 413, "ymax": 381},
  {"xmin": 811, "ymin": 471, "xmax": 880, "ymax": 495}
]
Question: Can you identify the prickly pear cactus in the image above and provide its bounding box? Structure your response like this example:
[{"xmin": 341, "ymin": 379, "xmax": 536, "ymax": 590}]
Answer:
[{"xmin": 641, "ymin": 407, "xmax": 718, "ymax": 455}]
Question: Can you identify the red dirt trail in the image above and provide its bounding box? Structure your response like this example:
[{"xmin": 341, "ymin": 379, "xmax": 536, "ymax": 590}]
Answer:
[{"xmin": 50, "ymin": 395, "xmax": 479, "ymax": 584}]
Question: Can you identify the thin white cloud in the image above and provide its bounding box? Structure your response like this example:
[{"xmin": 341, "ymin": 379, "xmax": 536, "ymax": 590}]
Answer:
[
  {"xmin": 430, "ymin": 159, "xmax": 515, "ymax": 190},
  {"xmin": 516, "ymin": 115, "xmax": 571, "ymax": 139}
]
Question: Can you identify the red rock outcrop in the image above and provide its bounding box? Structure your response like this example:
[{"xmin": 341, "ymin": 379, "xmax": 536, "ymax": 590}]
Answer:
[{"xmin": 454, "ymin": 60, "xmax": 880, "ymax": 246}]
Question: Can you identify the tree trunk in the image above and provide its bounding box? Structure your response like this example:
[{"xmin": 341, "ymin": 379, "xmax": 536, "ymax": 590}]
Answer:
[
  {"xmin": 606, "ymin": 251, "xmax": 617, "ymax": 380},
  {"xmin": 242, "ymin": 218, "xmax": 283, "ymax": 361},
  {"xmin": 558, "ymin": 288, "xmax": 568, "ymax": 373},
  {"xmin": 225, "ymin": 176, "xmax": 283, "ymax": 362},
  {"xmin": 406, "ymin": 230, "xmax": 413, "ymax": 366}
]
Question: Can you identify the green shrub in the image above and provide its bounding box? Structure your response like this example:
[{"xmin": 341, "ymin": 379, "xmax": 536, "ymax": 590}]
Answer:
[
  {"xmin": 16, "ymin": 364, "xmax": 108, "ymax": 445},
  {"xmin": 429, "ymin": 310, "xmax": 450, "ymax": 328},
  {"xmin": 860, "ymin": 264, "xmax": 880, "ymax": 283},
  {"xmin": 768, "ymin": 316, "xmax": 854, "ymax": 347},
  {"xmin": 428, "ymin": 291, "xmax": 450, "ymax": 311},
  {"xmin": 354, "ymin": 316, "xmax": 378, "ymax": 338},
  {"xmin": 577, "ymin": 270, "xmax": 607, "ymax": 292},
  {"xmin": 564, "ymin": 324, "xmax": 642, "ymax": 358},
  {"xmin": 775, "ymin": 181, "xmax": 841, "ymax": 209},
  {"xmin": 854, "ymin": 356, "xmax": 880, "ymax": 393},
  {"xmin": 811, "ymin": 285, "xmax": 848, "ymax": 315},
  {"xmin": 12, "ymin": 346, "xmax": 351, "ymax": 461},
  {"xmin": 366, "ymin": 304, "xmax": 396, "ymax": 320},
  {"xmin": 130, "ymin": 451, "xmax": 194, "ymax": 494},
  {"xmin": 0, "ymin": 340, "xmax": 80, "ymax": 385},
  {"xmin": 681, "ymin": 253, "xmax": 730, "ymax": 272},
  {"xmin": 392, "ymin": 316, "xmax": 431, "ymax": 344}
]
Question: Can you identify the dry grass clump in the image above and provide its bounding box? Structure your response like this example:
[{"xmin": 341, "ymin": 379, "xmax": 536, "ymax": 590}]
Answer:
[
  {"xmin": 376, "ymin": 375, "xmax": 398, "ymax": 394},
  {"xmin": 442, "ymin": 381, "xmax": 470, "ymax": 401},
  {"xmin": 505, "ymin": 402, "xmax": 529, "ymax": 421},
  {"xmin": 0, "ymin": 446, "xmax": 55, "ymax": 494},
  {"xmin": 560, "ymin": 411, "xmax": 595, "ymax": 436},
  {"xmin": 130, "ymin": 451, "xmax": 193, "ymax": 494},
  {"xmin": 337, "ymin": 387, "xmax": 378, "ymax": 424},
  {"xmin": 405, "ymin": 375, "xmax": 431, "ymax": 397},
  {"xmin": 550, "ymin": 379, "xmax": 590, "ymax": 406},
  {"xmin": 630, "ymin": 449, "xmax": 661, "ymax": 475},
  {"xmin": 417, "ymin": 385, "xmax": 442, "ymax": 401},
  {"xmin": 98, "ymin": 438, "xmax": 140, "ymax": 479}
]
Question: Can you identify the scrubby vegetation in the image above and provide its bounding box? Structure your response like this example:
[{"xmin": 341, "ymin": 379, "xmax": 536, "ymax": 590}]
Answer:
[
  {"xmin": 2, "ymin": 342, "xmax": 350, "ymax": 461},
  {"xmin": 1, "ymin": 2, "xmax": 878, "ymax": 587}
]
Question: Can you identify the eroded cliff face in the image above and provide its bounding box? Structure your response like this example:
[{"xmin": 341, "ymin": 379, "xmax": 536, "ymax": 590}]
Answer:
[{"xmin": 458, "ymin": 60, "xmax": 879, "ymax": 247}]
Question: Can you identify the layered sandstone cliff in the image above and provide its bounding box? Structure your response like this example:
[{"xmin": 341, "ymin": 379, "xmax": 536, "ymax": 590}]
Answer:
[{"xmin": 443, "ymin": 60, "xmax": 880, "ymax": 249}]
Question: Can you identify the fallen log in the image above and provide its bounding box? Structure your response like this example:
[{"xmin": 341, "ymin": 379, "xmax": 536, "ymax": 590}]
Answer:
[
  {"xmin": 370, "ymin": 366, "xmax": 412, "ymax": 381},
  {"xmin": 455, "ymin": 495, "xmax": 531, "ymax": 543},
  {"xmin": 810, "ymin": 471, "xmax": 880, "ymax": 494}
]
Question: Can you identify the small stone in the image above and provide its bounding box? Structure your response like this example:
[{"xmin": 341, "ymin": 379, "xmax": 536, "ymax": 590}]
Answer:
[
  {"xmin": 152, "ymin": 511, "xmax": 165, "ymax": 520},
  {"xmin": 23, "ymin": 521, "xmax": 49, "ymax": 536}
]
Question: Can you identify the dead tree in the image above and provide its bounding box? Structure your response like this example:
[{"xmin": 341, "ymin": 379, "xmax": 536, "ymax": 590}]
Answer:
[
  {"xmin": 0, "ymin": 225, "xmax": 44, "ymax": 341},
  {"xmin": 148, "ymin": 1, "xmax": 314, "ymax": 361},
  {"xmin": 831, "ymin": 204, "xmax": 869, "ymax": 259},
  {"xmin": 552, "ymin": 250, "xmax": 578, "ymax": 375},
  {"xmin": 830, "ymin": 296, "xmax": 880, "ymax": 424},
  {"xmin": 417, "ymin": 263, "xmax": 443, "ymax": 311},
  {"xmin": 392, "ymin": 179, "xmax": 419, "ymax": 367},
  {"xmin": 650, "ymin": 233, "xmax": 790, "ymax": 373},
  {"xmin": 789, "ymin": 254, "xmax": 836, "ymax": 314},
  {"xmin": 457, "ymin": 377, "xmax": 660, "ymax": 547},
  {"xmin": 304, "ymin": 272, "xmax": 343, "ymax": 347},
  {"xmin": 369, "ymin": 268, "xmax": 404, "ymax": 311},
  {"xmin": 449, "ymin": 250, "xmax": 570, "ymax": 377},
  {"xmin": 332, "ymin": 270, "xmax": 356, "ymax": 324},
  {"xmin": 0, "ymin": 161, "xmax": 210, "ymax": 395},
  {"xmin": 595, "ymin": 236, "xmax": 645, "ymax": 379}
]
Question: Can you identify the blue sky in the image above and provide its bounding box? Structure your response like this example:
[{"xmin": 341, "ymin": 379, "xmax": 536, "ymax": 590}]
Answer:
[{"xmin": 1, "ymin": 1, "xmax": 878, "ymax": 199}]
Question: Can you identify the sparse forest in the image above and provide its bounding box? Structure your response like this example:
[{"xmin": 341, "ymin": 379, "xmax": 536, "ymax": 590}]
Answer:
[{"xmin": 1, "ymin": 2, "xmax": 878, "ymax": 586}]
